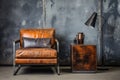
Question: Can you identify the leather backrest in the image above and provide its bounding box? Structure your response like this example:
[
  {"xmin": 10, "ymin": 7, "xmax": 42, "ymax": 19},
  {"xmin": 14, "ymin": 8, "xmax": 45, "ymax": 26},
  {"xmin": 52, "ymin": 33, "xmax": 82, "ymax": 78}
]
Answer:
[{"xmin": 20, "ymin": 28, "xmax": 55, "ymax": 48}]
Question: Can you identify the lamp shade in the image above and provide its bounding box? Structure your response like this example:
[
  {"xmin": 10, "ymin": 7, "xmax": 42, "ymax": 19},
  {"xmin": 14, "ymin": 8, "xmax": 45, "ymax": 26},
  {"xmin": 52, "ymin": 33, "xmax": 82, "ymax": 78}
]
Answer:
[{"xmin": 85, "ymin": 12, "xmax": 97, "ymax": 28}]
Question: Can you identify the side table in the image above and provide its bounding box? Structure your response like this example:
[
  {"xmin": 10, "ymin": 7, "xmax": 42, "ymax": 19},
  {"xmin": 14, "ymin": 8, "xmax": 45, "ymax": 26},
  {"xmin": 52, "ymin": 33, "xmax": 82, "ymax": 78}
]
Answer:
[{"xmin": 70, "ymin": 44, "xmax": 97, "ymax": 72}]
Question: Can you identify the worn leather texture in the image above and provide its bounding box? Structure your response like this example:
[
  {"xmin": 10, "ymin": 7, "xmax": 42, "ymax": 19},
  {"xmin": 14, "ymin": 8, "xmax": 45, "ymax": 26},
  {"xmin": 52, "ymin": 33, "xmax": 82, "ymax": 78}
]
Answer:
[
  {"xmin": 20, "ymin": 28, "xmax": 55, "ymax": 48},
  {"xmin": 16, "ymin": 48, "xmax": 57, "ymax": 58},
  {"xmin": 22, "ymin": 37, "xmax": 51, "ymax": 48},
  {"xmin": 15, "ymin": 59, "xmax": 57, "ymax": 64},
  {"xmin": 15, "ymin": 28, "xmax": 57, "ymax": 65}
]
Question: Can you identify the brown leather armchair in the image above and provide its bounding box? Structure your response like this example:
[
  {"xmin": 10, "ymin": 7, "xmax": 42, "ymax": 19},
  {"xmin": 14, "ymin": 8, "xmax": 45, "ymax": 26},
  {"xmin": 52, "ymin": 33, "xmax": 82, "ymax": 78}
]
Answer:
[{"xmin": 13, "ymin": 28, "xmax": 60, "ymax": 75}]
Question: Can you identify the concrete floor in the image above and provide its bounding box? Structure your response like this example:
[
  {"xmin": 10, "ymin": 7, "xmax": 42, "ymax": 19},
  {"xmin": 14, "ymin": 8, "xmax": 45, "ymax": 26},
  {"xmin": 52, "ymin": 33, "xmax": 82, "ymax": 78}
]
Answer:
[{"xmin": 0, "ymin": 66, "xmax": 120, "ymax": 80}]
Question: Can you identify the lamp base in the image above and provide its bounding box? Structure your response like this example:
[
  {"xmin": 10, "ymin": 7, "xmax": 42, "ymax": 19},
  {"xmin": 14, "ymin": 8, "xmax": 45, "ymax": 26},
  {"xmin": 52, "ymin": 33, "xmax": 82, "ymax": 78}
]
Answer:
[{"xmin": 97, "ymin": 66, "xmax": 110, "ymax": 70}]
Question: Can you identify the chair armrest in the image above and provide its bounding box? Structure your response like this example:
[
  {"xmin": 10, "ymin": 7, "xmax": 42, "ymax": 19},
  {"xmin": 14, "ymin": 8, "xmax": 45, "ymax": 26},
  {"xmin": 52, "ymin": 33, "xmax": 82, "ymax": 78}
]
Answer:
[
  {"xmin": 13, "ymin": 39, "xmax": 20, "ymax": 43},
  {"xmin": 13, "ymin": 39, "xmax": 20, "ymax": 51},
  {"xmin": 55, "ymin": 39, "xmax": 59, "ymax": 53},
  {"xmin": 13, "ymin": 39, "xmax": 20, "ymax": 65}
]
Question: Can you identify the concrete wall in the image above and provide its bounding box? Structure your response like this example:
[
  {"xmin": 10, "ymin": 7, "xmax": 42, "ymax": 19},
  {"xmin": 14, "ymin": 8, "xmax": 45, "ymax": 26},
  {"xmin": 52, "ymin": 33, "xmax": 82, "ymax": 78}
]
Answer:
[
  {"xmin": 0, "ymin": 0, "xmax": 119, "ymax": 66},
  {"xmin": 103, "ymin": 0, "xmax": 120, "ymax": 65},
  {"xmin": 46, "ymin": 0, "xmax": 98, "ymax": 65},
  {"xmin": 0, "ymin": 0, "xmax": 43, "ymax": 65}
]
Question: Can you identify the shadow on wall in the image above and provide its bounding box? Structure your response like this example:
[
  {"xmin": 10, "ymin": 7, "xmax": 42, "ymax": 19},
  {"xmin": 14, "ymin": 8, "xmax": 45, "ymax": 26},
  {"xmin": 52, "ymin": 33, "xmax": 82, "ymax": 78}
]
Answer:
[
  {"xmin": 56, "ymin": 33, "xmax": 71, "ymax": 65},
  {"xmin": 104, "ymin": 0, "xmax": 120, "ymax": 20},
  {"xmin": 0, "ymin": 0, "xmax": 19, "ymax": 64},
  {"xmin": 103, "ymin": 0, "xmax": 120, "ymax": 65}
]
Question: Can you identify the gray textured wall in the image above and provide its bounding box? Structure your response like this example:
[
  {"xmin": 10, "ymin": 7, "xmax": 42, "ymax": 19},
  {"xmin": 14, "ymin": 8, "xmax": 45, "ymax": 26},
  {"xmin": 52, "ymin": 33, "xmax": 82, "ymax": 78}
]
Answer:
[
  {"xmin": 103, "ymin": 0, "xmax": 120, "ymax": 65},
  {"xmin": 0, "ymin": 0, "xmax": 120, "ymax": 66},
  {"xmin": 0, "ymin": 0, "xmax": 43, "ymax": 65},
  {"xmin": 46, "ymin": 0, "xmax": 98, "ymax": 65}
]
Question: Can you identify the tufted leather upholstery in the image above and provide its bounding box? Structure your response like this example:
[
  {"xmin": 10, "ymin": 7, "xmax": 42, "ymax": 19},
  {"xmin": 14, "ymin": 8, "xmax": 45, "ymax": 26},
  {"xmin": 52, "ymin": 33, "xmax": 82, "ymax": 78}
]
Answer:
[{"xmin": 13, "ymin": 28, "xmax": 60, "ymax": 75}]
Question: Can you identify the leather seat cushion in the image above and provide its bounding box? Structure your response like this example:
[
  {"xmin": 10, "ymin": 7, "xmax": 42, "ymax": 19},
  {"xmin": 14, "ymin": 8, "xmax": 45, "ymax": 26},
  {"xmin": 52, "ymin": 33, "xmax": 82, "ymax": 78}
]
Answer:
[
  {"xmin": 15, "ymin": 59, "xmax": 57, "ymax": 64},
  {"xmin": 16, "ymin": 48, "xmax": 57, "ymax": 59}
]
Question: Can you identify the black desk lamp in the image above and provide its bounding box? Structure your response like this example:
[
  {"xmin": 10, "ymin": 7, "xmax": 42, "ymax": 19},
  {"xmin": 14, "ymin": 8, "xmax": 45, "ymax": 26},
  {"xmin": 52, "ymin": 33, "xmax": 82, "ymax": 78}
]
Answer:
[{"xmin": 85, "ymin": 12, "xmax": 97, "ymax": 28}]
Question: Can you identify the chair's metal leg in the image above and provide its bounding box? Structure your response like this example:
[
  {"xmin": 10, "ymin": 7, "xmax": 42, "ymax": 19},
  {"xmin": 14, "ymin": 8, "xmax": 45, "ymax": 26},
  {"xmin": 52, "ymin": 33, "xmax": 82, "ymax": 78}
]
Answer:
[
  {"xmin": 57, "ymin": 63, "xmax": 60, "ymax": 75},
  {"xmin": 13, "ymin": 63, "xmax": 16, "ymax": 75},
  {"xmin": 13, "ymin": 65, "xmax": 21, "ymax": 75}
]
